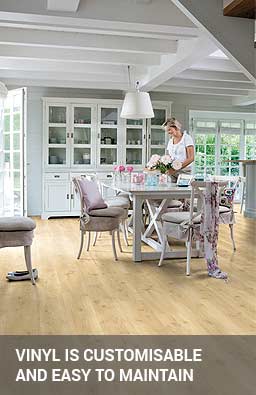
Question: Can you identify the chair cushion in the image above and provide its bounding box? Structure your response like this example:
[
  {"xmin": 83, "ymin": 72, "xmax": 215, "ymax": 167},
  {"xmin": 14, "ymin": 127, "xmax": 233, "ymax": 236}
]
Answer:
[
  {"xmin": 162, "ymin": 211, "xmax": 201, "ymax": 224},
  {"xmin": 106, "ymin": 197, "xmax": 130, "ymax": 209},
  {"xmin": 88, "ymin": 207, "xmax": 124, "ymax": 218},
  {"xmin": 167, "ymin": 199, "xmax": 183, "ymax": 208},
  {"xmin": 77, "ymin": 178, "xmax": 107, "ymax": 211},
  {"xmin": 80, "ymin": 216, "xmax": 120, "ymax": 232},
  {"xmin": 219, "ymin": 205, "xmax": 231, "ymax": 213},
  {"xmin": 0, "ymin": 217, "xmax": 36, "ymax": 232},
  {"xmin": 153, "ymin": 199, "xmax": 182, "ymax": 208}
]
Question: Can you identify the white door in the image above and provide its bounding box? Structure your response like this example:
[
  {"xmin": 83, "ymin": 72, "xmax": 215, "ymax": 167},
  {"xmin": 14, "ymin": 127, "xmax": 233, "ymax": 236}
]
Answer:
[
  {"xmin": 70, "ymin": 181, "xmax": 81, "ymax": 213},
  {"xmin": 44, "ymin": 182, "xmax": 70, "ymax": 212},
  {"xmin": 1, "ymin": 88, "xmax": 26, "ymax": 216}
]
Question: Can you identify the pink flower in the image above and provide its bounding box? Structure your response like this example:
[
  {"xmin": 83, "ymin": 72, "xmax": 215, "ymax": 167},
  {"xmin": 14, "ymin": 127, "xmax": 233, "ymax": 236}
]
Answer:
[
  {"xmin": 114, "ymin": 164, "xmax": 125, "ymax": 172},
  {"xmin": 126, "ymin": 166, "xmax": 134, "ymax": 173},
  {"xmin": 161, "ymin": 154, "xmax": 172, "ymax": 166},
  {"xmin": 147, "ymin": 154, "xmax": 160, "ymax": 169},
  {"xmin": 172, "ymin": 159, "xmax": 182, "ymax": 170}
]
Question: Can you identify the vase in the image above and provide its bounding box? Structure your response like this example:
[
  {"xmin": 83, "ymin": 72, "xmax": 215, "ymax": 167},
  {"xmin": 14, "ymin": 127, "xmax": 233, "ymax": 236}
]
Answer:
[{"xmin": 159, "ymin": 173, "xmax": 168, "ymax": 185}]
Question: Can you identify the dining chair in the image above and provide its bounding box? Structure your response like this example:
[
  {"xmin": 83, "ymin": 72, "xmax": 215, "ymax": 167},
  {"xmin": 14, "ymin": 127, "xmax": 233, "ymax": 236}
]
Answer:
[
  {"xmin": 0, "ymin": 216, "xmax": 36, "ymax": 284},
  {"xmin": 210, "ymin": 175, "xmax": 245, "ymax": 251},
  {"xmin": 159, "ymin": 180, "xmax": 227, "ymax": 275},
  {"xmin": 72, "ymin": 177, "xmax": 125, "ymax": 261},
  {"xmin": 84, "ymin": 173, "xmax": 131, "ymax": 246}
]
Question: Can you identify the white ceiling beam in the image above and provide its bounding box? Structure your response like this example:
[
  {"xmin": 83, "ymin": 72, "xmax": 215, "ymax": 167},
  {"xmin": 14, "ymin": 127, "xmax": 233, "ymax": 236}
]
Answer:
[
  {"xmin": 0, "ymin": 58, "xmax": 147, "ymax": 75},
  {"xmin": 140, "ymin": 36, "xmax": 217, "ymax": 91},
  {"xmin": 47, "ymin": 0, "xmax": 80, "ymax": 13},
  {"xmin": 164, "ymin": 78, "xmax": 256, "ymax": 91},
  {"xmin": 0, "ymin": 70, "xmax": 129, "ymax": 85},
  {"xmin": 0, "ymin": 11, "xmax": 199, "ymax": 39},
  {"xmin": 191, "ymin": 58, "xmax": 240, "ymax": 73},
  {"xmin": 170, "ymin": 0, "xmax": 255, "ymax": 83},
  {"xmin": 176, "ymin": 69, "xmax": 251, "ymax": 83},
  {"xmin": 0, "ymin": 44, "xmax": 160, "ymax": 66},
  {"xmin": 153, "ymin": 85, "xmax": 249, "ymax": 97},
  {"xmin": 0, "ymin": 26, "xmax": 178, "ymax": 54},
  {"xmin": 0, "ymin": 21, "xmax": 198, "ymax": 41},
  {"xmin": 232, "ymin": 94, "xmax": 256, "ymax": 106},
  {"xmin": 1, "ymin": 78, "xmax": 127, "ymax": 91}
]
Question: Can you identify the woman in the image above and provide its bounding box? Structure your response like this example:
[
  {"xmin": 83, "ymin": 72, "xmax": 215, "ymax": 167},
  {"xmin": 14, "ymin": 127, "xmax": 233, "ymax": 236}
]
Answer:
[{"xmin": 163, "ymin": 117, "xmax": 194, "ymax": 183}]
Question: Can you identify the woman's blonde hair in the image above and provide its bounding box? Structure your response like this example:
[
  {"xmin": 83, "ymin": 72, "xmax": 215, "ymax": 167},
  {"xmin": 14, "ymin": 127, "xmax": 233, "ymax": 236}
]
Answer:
[{"xmin": 162, "ymin": 117, "xmax": 182, "ymax": 130}]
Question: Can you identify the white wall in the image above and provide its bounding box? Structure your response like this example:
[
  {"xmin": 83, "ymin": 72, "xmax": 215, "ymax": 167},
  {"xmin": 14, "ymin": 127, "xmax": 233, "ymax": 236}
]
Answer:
[{"xmin": 9, "ymin": 86, "xmax": 255, "ymax": 216}]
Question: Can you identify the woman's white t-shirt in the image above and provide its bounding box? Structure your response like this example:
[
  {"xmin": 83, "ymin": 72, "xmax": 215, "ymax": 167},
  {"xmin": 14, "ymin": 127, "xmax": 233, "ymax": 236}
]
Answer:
[{"xmin": 167, "ymin": 131, "xmax": 194, "ymax": 169}]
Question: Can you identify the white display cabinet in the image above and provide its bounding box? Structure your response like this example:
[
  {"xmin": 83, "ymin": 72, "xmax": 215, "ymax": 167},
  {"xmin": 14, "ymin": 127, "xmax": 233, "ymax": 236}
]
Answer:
[
  {"xmin": 42, "ymin": 98, "xmax": 171, "ymax": 219},
  {"xmin": 147, "ymin": 104, "xmax": 171, "ymax": 159},
  {"xmin": 97, "ymin": 105, "xmax": 123, "ymax": 168},
  {"xmin": 125, "ymin": 118, "xmax": 146, "ymax": 168}
]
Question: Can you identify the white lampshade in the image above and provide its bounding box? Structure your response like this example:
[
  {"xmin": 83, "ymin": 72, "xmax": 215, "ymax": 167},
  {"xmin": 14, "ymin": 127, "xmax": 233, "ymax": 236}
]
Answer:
[
  {"xmin": 120, "ymin": 91, "xmax": 154, "ymax": 119},
  {"xmin": 0, "ymin": 82, "xmax": 8, "ymax": 99}
]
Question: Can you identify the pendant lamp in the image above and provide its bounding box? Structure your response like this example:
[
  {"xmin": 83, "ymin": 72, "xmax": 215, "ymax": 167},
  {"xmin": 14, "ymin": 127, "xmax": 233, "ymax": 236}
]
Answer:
[
  {"xmin": 120, "ymin": 67, "xmax": 154, "ymax": 120},
  {"xmin": 0, "ymin": 81, "xmax": 8, "ymax": 99}
]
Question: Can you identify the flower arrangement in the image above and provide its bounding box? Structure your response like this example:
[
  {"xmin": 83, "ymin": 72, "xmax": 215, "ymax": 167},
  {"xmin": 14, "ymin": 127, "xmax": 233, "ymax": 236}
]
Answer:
[
  {"xmin": 114, "ymin": 165, "xmax": 125, "ymax": 173},
  {"xmin": 126, "ymin": 166, "xmax": 134, "ymax": 173},
  {"xmin": 146, "ymin": 154, "xmax": 182, "ymax": 174}
]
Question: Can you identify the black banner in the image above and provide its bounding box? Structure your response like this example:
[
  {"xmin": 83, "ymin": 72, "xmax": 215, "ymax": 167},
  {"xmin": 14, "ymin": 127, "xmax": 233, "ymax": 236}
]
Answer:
[{"xmin": 0, "ymin": 336, "xmax": 255, "ymax": 394}]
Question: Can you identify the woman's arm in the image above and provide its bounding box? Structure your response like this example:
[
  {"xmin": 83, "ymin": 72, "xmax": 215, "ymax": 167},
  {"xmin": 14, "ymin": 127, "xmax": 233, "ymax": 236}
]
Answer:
[{"xmin": 181, "ymin": 145, "xmax": 194, "ymax": 169}]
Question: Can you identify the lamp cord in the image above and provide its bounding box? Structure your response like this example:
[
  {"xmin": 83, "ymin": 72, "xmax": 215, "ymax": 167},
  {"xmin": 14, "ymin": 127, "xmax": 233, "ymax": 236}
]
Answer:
[{"xmin": 128, "ymin": 65, "xmax": 131, "ymax": 89}]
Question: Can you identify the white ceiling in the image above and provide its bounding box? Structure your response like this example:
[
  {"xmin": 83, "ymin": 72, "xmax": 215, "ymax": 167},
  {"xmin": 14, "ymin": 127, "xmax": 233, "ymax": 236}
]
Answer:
[{"xmin": 0, "ymin": 0, "xmax": 255, "ymax": 102}]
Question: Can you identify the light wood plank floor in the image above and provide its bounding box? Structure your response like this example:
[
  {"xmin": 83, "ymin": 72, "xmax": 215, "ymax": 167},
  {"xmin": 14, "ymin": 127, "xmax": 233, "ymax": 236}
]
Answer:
[{"xmin": 0, "ymin": 208, "xmax": 255, "ymax": 335}]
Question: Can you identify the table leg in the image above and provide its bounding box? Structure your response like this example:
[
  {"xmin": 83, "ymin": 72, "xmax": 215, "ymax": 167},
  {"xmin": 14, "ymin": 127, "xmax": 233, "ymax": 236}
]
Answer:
[{"xmin": 133, "ymin": 194, "xmax": 143, "ymax": 262}]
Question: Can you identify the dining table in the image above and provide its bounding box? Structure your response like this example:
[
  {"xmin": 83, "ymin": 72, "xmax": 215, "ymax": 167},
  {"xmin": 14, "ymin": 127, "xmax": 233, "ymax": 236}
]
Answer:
[{"xmin": 100, "ymin": 179, "xmax": 202, "ymax": 263}]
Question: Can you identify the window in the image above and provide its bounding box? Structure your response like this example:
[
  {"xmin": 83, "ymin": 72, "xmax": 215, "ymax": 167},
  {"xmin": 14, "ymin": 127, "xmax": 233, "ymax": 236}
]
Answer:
[
  {"xmin": 191, "ymin": 116, "xmax": 256, "ymax": 179},
  {"xmin": 245, "ymin": 121, "xmax": 256, "ymax": 160},
  {"xmin": 1, "ymin": 88, "xmax": 25, "ymax": 216}
]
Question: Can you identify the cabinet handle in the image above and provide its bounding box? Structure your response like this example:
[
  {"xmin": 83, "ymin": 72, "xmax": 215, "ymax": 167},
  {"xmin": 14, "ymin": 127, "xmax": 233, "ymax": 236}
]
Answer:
[
  {"xmin": 67, "ymin": 133, "xmax": 70, "ymax": 138},
  {"xmin": 71, "ymin": 133, "xmax": 74, "ymax": 138},
  {"xmin": 54, "ymin": 175, "xmax": 60, "ymax": 178},
  {"xmin": 67, "ymin": 194, "xmax": 69, "ymax": 199},
  {"xmin": 71, "ymin": 194, "xmax": 74, "ymax": 199}
]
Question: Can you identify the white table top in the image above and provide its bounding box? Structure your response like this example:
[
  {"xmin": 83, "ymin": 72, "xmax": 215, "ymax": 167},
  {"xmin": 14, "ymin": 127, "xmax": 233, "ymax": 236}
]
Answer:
[{"xmin": 100, "ymin": 179, "xmax": 192, "ymax": 196}]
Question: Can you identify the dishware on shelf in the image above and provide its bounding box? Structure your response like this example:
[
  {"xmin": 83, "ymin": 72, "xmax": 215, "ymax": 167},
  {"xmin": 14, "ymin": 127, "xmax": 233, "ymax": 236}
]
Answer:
[
  {"xmin": 50, "ymin": 156, "xmax": 58, "ymax": 164},
  {"xmin": 49, "ymin": 137, "xmax": 57, "ymax": 144}
]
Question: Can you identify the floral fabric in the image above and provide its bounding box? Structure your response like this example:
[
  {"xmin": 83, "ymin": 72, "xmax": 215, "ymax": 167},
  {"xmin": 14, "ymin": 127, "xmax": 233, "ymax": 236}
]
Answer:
[{"xmin": 199, "ymin": 182, "xmax": 228, "ymax": 280}]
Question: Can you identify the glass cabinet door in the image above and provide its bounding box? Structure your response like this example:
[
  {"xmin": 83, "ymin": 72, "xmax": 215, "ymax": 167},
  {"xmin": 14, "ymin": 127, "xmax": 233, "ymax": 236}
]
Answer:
[
  {"xmin": 125, "ymin": 119, "xmax": 145, "ymax": 166},
  {"xmin": 149, "ymin": 108, "xmax": 167, "ymax": 158},
  {"xmin": 71, "ymin": 105, "xmax": 95, "ymax": 167},
  {"xmin": 47, "ymin": 105, "xmax": 68, "ymax": 166},
  {"xmin": 98, "ymin": 106, "xmax": 120, "ymax": 167}
]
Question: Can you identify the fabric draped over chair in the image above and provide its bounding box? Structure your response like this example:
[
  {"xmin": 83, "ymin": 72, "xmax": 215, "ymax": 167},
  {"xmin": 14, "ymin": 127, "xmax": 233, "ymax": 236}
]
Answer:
[{"xmin": 196, "ymin": 182, "xmax": 228, "ymax": 280}]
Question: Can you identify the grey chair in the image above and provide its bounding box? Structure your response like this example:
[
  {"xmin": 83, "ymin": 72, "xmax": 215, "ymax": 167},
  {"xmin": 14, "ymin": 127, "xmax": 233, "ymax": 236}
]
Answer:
[
  {"xmin": 73, "ymin": 177, "xmax": 125, "ymax": 261},
  {"xmin": 0, "ymin": 217, "xmax": 36, "ymax": 284},
  {"xmin": 159, "ymin": 181, "xmax": 227, "ymax": 275}
]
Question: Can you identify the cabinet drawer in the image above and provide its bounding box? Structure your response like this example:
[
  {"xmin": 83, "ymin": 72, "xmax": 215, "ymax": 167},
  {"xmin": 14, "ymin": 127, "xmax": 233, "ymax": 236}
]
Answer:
[
  {"xmin": 71, "ymin": 172, "xmax": 95, "ymax": 179},
  {"xmin": 44, "ymin": 173, "xmax": 69, "ymax": 181}
]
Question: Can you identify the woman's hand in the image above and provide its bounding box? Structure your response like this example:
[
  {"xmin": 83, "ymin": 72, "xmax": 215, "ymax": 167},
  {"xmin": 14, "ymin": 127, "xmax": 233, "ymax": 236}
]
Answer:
[{"xmin": 166, "ymin": 168, "xmax": 176, "ymax": 175}]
